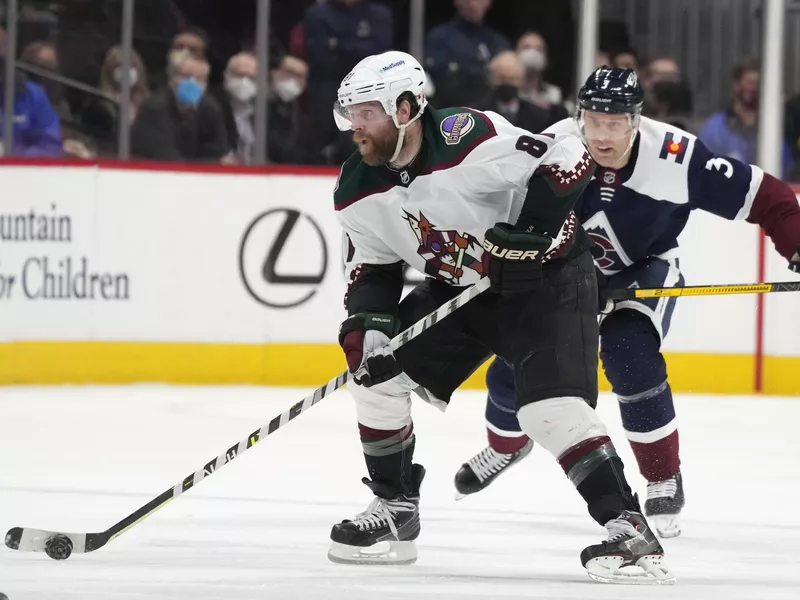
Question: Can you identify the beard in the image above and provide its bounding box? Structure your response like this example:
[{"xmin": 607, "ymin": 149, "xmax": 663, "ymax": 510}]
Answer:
[{"xmin": 353, "ymin": 127, "xmax": 399, "ymax": 166}]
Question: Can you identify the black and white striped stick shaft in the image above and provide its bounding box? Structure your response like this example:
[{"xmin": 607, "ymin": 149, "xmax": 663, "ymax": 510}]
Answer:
[{"xmin": 5, "ymin": 277, "xmax": 491, "ymax": 557}]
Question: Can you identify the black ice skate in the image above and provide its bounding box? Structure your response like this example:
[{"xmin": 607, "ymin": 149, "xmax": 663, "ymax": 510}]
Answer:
[
  {"xmin": 328, "ymin": 464, "xmax": 425, "ymax": 565},
  {"xmin": 581, "ymin": 510, "xmax": 675, "ymax": 585},
  {"xmin": 644, "ymin": 471, "xmax": 685, "ymax": 538},
  {"xmin": 454, "ymin": 439, "xmax": 534, "ymax": 500}
]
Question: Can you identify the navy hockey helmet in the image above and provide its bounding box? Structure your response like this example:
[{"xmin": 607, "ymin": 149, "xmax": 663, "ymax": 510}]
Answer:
[{"xmin": 578, "ymin": 67, "xmax": 644, "ymax": 114}]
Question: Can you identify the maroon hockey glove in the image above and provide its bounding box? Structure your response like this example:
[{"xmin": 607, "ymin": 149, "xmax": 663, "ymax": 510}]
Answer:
[
  {"xmin": 338, "ymin": 313, "xmax": 401, "ymax": 388},
  {"xmin": 481, "ymin": 223, "xmax": 552, "ymax": 295}
]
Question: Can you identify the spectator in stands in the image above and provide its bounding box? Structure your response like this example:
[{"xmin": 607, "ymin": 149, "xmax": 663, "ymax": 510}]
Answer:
[
  {"xmin": 304, "ymin": 0, "xmax": 393, "ymax": 153},
  {"xmin": 218, "ymin": 52, "xmax": 313, "ymax": 165},
  {"xmin": 265, "ymin": 53, "xmax": 313, "ymax": 163},
  {"xmin": 596, "ymin": 50, "xmax": 611, "ymax": 68},
  {"xmin": 785, "ymin": 92, "xmax": 800, "ymax": 180},
  {"xmin": 169, "ymin": 27, "xmax": 210, "ymax": 65},
  {"xmin": 0, "ymin": 26, "xmax": 61, "ymax": 156},
  {"xmin": 80, "ymin": 46, "xmax": 150, "ymax": 157},
  {"xmin": 698, "ymin": 57, "xmax": 792, "ymax": 175},
  {"xmin": 515, "ymin": 33, "xmax": 560, "ymax": 107},
  {"xmin": 612, "ymin": 48, "xmax": 639, "ymax": 71},
  {"xmin": 217, "ymin": 51, "xmax": 258, "ymax": 164},
  {"xmin": 514, "ymin": 31, "xmax": 568, "ymax": 125},
  {"xmin": 20, "ymin": 41, "xmax": 71, "ymax": 122},
  {"xmin": 425, "ymin": 0, "xmax": 509, "ymax": 107},
  {"xmin": 20, "ymin": 40, "xmax": 96, "ymax": 159},
  {"xmin": 471, "ymin": 51, "xmax": 553, "ymax": 134},
  {"xmin": 641, "ymin": 56, "xmax": 693, "ymax": 131},
  {"xmin": 644, "ymin": 56, "xmax": 680, "ymax": 84},
  {"xmin": 131, "ymin": 54, "xmax": 227, "ymax": 163}
]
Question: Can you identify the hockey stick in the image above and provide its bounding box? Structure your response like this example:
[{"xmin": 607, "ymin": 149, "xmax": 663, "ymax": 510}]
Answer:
[
  {"xmin": 607, "ymin": 280, "xmax": 800, "ymax": 301},
  {"xmin": 5, "ymin": 277, "xmax": 492, "ymax": 560}
]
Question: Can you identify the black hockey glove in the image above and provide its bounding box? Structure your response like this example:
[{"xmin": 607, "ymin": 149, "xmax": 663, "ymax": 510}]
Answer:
[
  {"xmin": 481, "ymin": 223, "xmax": 552, "ymax": 295},
  {"xmin": 338, "ymin": 313, "xmax": 401, "ymax": 388}
]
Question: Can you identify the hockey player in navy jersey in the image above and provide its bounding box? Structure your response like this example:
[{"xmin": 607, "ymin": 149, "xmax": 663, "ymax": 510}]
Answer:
[{"xmin": 454, "ymin": 66, "xmax": 800, "ymax": 538}]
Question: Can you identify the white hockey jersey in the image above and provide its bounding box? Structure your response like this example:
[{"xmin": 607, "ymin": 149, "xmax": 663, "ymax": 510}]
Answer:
[{"xmin": 334, "ymin": 106, "xmax": 592, "ymax": 292}]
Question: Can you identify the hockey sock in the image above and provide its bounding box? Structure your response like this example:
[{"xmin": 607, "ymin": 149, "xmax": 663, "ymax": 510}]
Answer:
[
  {"xmin": 574, "ymin": 456, "xmax": 639, "ymax": 526},
  {"xmin": 601, "ymin": 311, "xmax": 681, "ymax": 482},
  {"xmin": 485, "ymin": 358, "xmax": 529, "ymax": 453},
  {"xmin": 618, "ymin": 382, "xmax": 681, "ymax": 481},
  {"xmin": 359, "ymin": 422, "xmax": 416, "ymax": 496}
]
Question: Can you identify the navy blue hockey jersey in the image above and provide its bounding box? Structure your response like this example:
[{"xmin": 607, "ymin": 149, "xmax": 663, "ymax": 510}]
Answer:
[{"xmin": 545, "ymin": 116, "xmax": 800, "ymax": 275}]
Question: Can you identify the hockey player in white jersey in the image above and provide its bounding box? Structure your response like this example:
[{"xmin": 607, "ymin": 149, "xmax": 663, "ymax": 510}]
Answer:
[
  {"xmin": 454, "ymin": 66, "xmax": 800, "ymax": 538},
  {"xmin": 328, "ymin": 51, "xmax": 673, "ymax": 584}
]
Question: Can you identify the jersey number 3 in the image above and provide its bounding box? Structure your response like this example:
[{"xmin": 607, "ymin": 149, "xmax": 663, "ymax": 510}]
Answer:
[
  {"xmin": 516, "ymin": 135, "xmax": 549, "ymax": 158},
  {"xmin": 705, "ymin": 157, "xmax": 734, "ymax": 179}
]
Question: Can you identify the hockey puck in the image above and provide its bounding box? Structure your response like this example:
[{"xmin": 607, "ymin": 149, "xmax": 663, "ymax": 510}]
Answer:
[
  {"xmin": 0, "ymin": 593, "xmax": 9, "ymax": 600},
  {"xmin": 44, "ymin": 535, "xmax": 73, "ymax": 560}
]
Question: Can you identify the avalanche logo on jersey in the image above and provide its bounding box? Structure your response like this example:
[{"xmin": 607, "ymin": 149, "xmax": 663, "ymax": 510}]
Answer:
[
  {"xmin": 403, "ymin": 210, "xmax": 484, "ymax": 284},
  {"xmin": 583, "ymin": 211, "xmax": 633, "ymax": 274},
  {"xmin": 440, "ymin": 113, "xmax": 475, "ymax": 145}
]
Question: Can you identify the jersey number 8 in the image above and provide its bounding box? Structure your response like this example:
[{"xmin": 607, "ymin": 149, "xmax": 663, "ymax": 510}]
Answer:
[{"xmin": 516, "ymin": 135, "xmax": 549, "ymax": 158}]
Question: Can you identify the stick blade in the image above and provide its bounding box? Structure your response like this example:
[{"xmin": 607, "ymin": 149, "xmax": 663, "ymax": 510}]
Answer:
[{"xmin": 5, "ymin": 527, "xmax": 91, "ymax": 555}]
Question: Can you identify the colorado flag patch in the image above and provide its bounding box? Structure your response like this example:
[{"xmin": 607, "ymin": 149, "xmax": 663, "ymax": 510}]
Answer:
[{"xmin": 659, "ymin": 132, "xmax": 690, "ymax": 164}]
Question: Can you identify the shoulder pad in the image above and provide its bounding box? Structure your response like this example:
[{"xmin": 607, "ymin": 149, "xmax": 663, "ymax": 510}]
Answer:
[
  {"xmin": 423, "ymin": 107, "xmax": 497, "ymax": 170},
  {"xmin": 334, "ymin": 153, "xmax": 390, "ymax": 211}
]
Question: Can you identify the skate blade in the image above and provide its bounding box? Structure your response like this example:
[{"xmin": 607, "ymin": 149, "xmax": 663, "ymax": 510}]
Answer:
[
  {"xmin": 454, "ymin": 491, "xmax": 468, "ymax": 501},
  {"xmin": 586, "ymin": 554, "xmax": 676, "ymax": 585},
  {"xmin": 327, "ymin": 540, "xmax": 417, "ymax": 566},
  {"xmin": 650, "ymin": 514, "xmax": 681, "ymax": 538}
]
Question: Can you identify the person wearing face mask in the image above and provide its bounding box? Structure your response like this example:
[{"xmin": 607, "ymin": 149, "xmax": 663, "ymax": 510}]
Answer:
[
  {"xmin": 168, "ymin": 28, "xmax": 209, "ymax": 65},
  {"xmin": 516, "ymin": 32, "xmax": 565, "ymax": 119},
  {"xmin": 79, "ymin": 45, "xmax": 150, "ymax": 157},
  {"xmin": 471, "ymin": 51, "xmax": 551, "ymax": 135},
  {"xmin": 699, "ymin": 57, "xmax": 792, "ymax": 176},
  {"xmin": 640, "ymin": 57, "xmax": 693, "ymax": 132},
  {"xmin": 217, "ymin": 52, "xmax": 259, "ymax": 164},
  {"xmin": 131, "ymin": 54, "xmax": 228, "ymax": 163},
  {"xmin": 266, "ymin": 55, "xmax": 314, "ymax": 164},
  {"xmin": 215, "ymin": 53, "xmax": 312, "ymax": 165}
]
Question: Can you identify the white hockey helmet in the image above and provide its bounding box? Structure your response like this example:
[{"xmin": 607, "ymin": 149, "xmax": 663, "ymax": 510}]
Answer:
[{"xmin": 333, "ymin": 51, "xmax": 428, "ymax": 162}]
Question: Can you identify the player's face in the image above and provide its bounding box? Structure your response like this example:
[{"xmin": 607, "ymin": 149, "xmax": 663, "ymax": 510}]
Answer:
[
  {"xmin": 347, "ymin": 102, "xmax": 399, "ymax": 166},
  {"xmin": 580, "ymin": 111, "xmax": 635, "ymax": 168}
]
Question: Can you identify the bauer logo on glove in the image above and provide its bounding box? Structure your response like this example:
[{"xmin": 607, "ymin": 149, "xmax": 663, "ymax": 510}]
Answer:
[
  {"xmin": 482, "ymin": 238, "xmax": 541, "ymax": 261},
  {"xmin": 481, "ymin": 223, "xmax": 553, "ymax": 295}
]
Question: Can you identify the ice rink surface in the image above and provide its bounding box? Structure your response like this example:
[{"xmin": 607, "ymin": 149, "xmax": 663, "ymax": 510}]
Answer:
[{"xmin": 1, "ymin": 384, "xmax": 798, "ymax": 600}]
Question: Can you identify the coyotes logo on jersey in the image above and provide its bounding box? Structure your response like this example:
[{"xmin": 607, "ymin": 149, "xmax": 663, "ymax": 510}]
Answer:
[{"xmin": 403, "ymin": 211, "xmax": 484, "ymax": 284}]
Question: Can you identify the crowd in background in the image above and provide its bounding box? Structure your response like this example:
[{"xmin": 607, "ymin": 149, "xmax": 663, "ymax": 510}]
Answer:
[{"xmin": 2, "ymin": 0, "xmax": 800, "ymax": 180}]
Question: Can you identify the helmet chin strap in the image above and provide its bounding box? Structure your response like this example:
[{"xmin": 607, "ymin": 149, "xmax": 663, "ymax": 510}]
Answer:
[
  {"xmin": 608, "ymin": 126, "xmax": 639, "ymax": 168},
  {"xmin": 389, "ymin": 125, "xmax": 407, "ymax": 164},
  {"xmin": 388, "ymin": 107, "xmax": 425, "ymax": 165}
]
